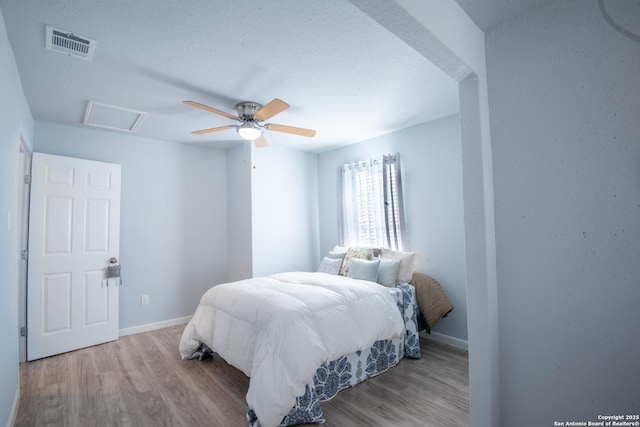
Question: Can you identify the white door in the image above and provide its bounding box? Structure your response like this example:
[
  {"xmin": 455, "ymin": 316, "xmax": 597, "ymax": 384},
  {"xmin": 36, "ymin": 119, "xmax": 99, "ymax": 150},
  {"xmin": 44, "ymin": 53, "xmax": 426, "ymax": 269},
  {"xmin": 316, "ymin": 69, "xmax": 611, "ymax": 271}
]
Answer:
[{"xmin": 27, "ymin": 153, "xmax": 121, "ymax": 361}]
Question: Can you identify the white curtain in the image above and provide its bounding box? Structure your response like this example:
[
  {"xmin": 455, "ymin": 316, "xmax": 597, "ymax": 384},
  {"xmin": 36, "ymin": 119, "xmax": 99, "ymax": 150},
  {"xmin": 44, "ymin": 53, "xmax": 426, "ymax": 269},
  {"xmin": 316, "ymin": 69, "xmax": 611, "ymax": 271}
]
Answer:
[
  {"xmin": 382, "ymin": 153, "xmax": 405, "ymax": 251},
  {"xmin": 339, "ymin": 153, "xmax": 405, "ymax": 251}
]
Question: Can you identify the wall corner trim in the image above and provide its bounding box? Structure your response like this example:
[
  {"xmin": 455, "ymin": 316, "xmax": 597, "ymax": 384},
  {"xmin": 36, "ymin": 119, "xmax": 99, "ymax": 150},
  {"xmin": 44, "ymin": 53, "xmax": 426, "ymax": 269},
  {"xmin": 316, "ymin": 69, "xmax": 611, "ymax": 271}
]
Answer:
[{"xmin": 421, "ymin": 331, "xmax": 469, "ymax": 351}]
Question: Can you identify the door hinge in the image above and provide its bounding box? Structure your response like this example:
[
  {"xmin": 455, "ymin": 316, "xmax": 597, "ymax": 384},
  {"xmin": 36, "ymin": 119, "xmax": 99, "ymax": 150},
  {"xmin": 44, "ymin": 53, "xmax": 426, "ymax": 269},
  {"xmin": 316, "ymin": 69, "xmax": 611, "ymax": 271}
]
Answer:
[
  {"xmin": 21, "ymin": 250, "xmax": 28, "ymax": 260},
  {"xmin": 24, "ymin": 174, "xmax": 31, "ymax": 185},
  {"xmin": 20, "ymin": 326, "xmax": 27, "ymax": 337}
]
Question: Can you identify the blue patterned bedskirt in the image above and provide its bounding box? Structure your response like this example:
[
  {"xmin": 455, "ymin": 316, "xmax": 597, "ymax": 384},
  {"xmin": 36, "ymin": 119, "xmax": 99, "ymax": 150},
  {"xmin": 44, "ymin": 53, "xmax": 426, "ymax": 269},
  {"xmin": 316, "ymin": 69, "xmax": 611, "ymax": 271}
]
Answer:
[{"xmin": 247, "ymin": 283, "xmax": 421, "ymax": 427}]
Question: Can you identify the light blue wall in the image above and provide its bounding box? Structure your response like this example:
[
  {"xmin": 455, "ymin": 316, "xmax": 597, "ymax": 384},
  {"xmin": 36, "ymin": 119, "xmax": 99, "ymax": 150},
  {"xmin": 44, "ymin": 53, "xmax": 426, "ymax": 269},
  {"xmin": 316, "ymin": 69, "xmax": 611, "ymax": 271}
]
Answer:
[
  {"xmin": 251, "ymin": 145, "xmax": 320, "ymax": 276},
  {"xmin": 317, "ymin": 114, "xmax": 468, "ymax": 340},
  {"xmin": 34, "ymin": 123, "xmax": 229, "ymax": 328},
  {"xmin": 0, "ymin": 6, "xmax": 33, "ymax": 425},
  {"xmin": 226, "ymin": 143, "xmax": 253, "ymax": 282},
  {"xmin": 486, "ymin": 1, "xmax": 640, "ymax": 424}
]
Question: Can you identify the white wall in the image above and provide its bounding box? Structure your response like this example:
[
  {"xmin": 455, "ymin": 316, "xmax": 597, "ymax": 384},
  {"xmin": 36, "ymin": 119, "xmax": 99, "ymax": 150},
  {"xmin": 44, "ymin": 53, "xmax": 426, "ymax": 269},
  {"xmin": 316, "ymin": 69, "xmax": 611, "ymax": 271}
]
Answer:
[
  {"xmin": 486, "ymin": 1, "xmax": 640, "ymax": 424},
  {"xmin": 317, "ymin": 115, "xmax": 468, "ymax": 341},
  {"xmin": 0, "ymin": 5, "xmax": 33, "ymax": 425},
  {"xmin": 33, "ymin": 123, "xmax": 229, "ymax": 328},
  {"xmin": 251, "ymin": 145, "xmax": 320, "ymax": 276}
]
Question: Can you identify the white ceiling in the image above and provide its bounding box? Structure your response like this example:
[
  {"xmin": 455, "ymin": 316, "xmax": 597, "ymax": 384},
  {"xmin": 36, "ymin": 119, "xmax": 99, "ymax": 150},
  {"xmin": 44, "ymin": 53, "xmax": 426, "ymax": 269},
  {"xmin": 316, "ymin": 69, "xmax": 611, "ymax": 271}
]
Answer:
[
  {"xmin": 454, "ymin": 0, "xmax": 557, "ymax": 32},
  {"xmin": 2, "ymin": 0, "xmax": 562, "ymax": 152},
  {"xmin": 1, "ymin": 0, "xmax": 463, "ymax": 153}
]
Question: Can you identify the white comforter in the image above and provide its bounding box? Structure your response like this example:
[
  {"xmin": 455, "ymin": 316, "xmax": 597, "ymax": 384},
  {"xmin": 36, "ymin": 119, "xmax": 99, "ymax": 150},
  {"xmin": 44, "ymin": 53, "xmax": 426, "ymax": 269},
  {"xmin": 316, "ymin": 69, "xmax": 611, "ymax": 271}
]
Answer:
[{"xmin": 179, "ymin": 271, "xmax": 404, "ymax": 427}]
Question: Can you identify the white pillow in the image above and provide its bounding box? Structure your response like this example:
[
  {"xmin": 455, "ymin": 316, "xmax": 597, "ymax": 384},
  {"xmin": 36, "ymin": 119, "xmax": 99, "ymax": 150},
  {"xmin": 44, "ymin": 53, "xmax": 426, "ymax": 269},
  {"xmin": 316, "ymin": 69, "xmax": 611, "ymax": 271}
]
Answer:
[
  {"xmin": 332, "ymin": 245, "xmax": 348, "ymax": 253},
  {"xmin": 376, "ymin": 258, "xmax": 401, "ymax": 287},
  {"xmin": 317, "ymin": 257, "xmax": 342, "ymax": 275},
  {"xmin": 381, "ymin": 248, "xmax": 419, "ymax": 283},
  {"xmin": 327, "ymin": 250, "xmax": 346, "ymax": 260},
  {"xmin": 347, "ymin": 258, "xmax": 380, "ymax": 282}
]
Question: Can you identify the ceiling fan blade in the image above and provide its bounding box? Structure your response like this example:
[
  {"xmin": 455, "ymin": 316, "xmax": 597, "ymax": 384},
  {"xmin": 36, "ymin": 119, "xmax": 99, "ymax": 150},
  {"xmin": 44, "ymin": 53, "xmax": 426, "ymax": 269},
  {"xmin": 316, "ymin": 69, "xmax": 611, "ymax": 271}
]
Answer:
[
  {"xmin": 183, "ymin": 100, "xmax": 239, "ymax": 121},
  {"xmin": 191, "ymin": 125, "xmax": 236, "ymax": 135},
  {"xmin": 254, "ymin": 135, "xmax": 268, "ymax": 148},
  {"xmin": 254, "ymin": 98, "xmax": 289, "ymax": 121},
  {"xmin": 266, "ymin": 123, "xmax": 316, "ymax": 138}
]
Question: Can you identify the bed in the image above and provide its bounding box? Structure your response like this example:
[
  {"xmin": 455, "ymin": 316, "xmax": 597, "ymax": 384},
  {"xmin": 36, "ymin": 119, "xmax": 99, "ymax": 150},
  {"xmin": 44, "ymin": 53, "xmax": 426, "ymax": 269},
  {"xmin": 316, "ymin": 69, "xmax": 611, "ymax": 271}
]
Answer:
[{"xmin": 179, "ymin": 250, "xmax": 452, "ymax": 427}]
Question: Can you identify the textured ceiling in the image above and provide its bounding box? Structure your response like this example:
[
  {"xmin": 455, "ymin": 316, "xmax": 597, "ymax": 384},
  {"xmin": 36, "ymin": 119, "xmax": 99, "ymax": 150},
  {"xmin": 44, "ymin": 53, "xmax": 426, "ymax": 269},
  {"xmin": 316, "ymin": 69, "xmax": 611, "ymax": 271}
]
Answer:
[
  {"xmin": 1, "ymin": 0, "xmax": 462, "ymax": 152},
  {"xmin": 454, "ymin": 0, "xmax": 557, "ymax": 31}
]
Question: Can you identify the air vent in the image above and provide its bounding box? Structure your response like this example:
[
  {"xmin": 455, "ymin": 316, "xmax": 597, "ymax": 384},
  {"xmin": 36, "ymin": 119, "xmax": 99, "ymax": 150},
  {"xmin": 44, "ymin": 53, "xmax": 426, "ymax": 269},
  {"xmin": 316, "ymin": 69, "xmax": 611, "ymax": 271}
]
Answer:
[{"xmin": 46, "ymin": 25, "xmax": 96, "ymax": 61}]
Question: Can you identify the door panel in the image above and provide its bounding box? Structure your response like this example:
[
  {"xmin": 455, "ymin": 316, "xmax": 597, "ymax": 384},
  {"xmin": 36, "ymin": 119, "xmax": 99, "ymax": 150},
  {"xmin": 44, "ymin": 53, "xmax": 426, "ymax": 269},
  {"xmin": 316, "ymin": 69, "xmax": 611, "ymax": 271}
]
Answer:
[
  {"xmin": 84, "ymin": 198, "xmax": 111, "ymax": 252},
  {"xmin": 43, "ymin": 272, "xmax": 72, "ymax": 333},
  {"xmin": 28, "ymin": 153, "xmax": 121, "ymax": 360},
  {"xmin": 84, "ymin": 270, "xmax": 109, "ymax": 325}
]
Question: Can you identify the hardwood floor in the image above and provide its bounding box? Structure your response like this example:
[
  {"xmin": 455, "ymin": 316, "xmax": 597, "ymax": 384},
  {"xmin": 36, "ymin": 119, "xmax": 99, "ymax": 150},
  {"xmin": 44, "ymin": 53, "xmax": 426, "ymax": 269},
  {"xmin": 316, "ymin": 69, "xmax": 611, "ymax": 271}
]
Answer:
[{"xmin": 16, "ymin": 325, "xmax": 469, "ymax": 427}]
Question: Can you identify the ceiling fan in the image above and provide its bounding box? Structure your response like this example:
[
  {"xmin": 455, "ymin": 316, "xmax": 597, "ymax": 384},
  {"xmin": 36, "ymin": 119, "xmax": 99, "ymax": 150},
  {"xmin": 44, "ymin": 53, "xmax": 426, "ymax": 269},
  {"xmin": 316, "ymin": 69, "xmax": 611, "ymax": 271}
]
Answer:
[{"xmin": 183, "ymin": 98, "xmax": 316, "ymax": 148}]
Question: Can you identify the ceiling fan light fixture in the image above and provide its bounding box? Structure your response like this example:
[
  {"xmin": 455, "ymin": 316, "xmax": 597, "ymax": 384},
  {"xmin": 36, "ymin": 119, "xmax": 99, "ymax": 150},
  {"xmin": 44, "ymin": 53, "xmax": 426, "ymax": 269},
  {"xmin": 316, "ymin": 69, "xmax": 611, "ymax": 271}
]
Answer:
[
  {"xmin": 184, "ymin": 99, "xmax": 316, "ymax": 143},
  {"xmin": 237, "ymin": 123, "xmax": 262, "ymax": 140}
]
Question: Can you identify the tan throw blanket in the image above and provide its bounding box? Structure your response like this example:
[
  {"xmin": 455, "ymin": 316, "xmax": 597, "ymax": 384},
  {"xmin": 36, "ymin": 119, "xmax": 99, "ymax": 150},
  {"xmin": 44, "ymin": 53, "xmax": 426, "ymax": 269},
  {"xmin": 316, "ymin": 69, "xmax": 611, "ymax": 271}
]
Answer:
[{"xmin": 410, "ymin": 272, "xmax": 454, "ymax": 330}]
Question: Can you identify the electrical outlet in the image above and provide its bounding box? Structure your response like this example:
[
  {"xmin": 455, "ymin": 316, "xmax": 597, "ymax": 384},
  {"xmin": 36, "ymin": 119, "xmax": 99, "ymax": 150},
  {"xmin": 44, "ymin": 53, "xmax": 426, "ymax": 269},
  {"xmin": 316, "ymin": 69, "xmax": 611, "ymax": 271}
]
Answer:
[{"xmin": 141, "ymin": 294, "xmax": 150, "ymax": 306}]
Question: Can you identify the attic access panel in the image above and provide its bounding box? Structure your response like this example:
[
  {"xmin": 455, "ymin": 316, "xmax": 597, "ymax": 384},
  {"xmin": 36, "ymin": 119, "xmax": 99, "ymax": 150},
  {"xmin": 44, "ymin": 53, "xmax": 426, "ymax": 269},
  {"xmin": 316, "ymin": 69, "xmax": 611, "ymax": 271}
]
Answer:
[{"xmin": 83, "ymin": 101, "xmax": 147, "ymax": 133}]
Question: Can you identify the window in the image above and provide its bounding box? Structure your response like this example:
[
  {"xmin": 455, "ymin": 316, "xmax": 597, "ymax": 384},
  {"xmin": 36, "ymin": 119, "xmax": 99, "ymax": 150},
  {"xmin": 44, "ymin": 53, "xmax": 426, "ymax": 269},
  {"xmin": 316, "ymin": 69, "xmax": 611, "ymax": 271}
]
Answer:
[{"xmin": 339, "ymin": 153, "xmax": 405, "ymax": 250}]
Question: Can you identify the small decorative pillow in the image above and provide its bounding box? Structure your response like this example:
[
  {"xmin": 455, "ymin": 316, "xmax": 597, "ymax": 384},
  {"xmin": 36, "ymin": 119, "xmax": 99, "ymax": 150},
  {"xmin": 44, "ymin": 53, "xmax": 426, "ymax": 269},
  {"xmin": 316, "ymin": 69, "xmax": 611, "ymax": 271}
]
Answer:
[
  {"xmin": 381, "ymin": 249, "xmax": 419, "ymax": 283},
  {"xmin": 317, "ymin": 257, "xmax": 342, "ymax": 275},
  {"xmin": 347, "ymin": 258, "xmax": 380, "ymax": 282},
  {"xmin": 339, "ymin": 247, "xmax": 377, "ymax": 276},
  {"xmin": 376, "ymin": 258, "xmax": 401, "ymax": 287}
]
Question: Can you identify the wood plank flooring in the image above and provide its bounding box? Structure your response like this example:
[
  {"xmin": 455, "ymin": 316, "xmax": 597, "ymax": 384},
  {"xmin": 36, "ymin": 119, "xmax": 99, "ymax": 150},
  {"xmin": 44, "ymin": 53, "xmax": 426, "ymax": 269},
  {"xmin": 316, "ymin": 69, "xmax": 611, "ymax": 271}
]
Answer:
[{"xmin": 16, "ymin": 325, "xmax": 469, "ymax": 427}]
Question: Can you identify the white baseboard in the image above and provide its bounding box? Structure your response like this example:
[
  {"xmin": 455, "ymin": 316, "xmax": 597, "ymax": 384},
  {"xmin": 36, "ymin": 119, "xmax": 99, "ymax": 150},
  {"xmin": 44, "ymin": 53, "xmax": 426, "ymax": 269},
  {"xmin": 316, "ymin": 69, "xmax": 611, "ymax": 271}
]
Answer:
[
  {"xmin": 119, "ymin": 315, "xmax": 191, "ymax": 337},
  {"xmin": 421, "ymin": 331, "xmax": 469, "ymax": 351},
  {"xmin": 6, "ymin": 384, "xmax": 19, "ymax": 427}
]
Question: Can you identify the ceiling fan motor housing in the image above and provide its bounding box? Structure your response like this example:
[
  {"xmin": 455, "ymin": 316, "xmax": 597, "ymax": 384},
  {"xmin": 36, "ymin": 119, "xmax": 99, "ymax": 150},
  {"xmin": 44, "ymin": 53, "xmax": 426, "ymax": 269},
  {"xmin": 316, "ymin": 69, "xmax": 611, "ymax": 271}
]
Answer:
[{"xmin": 236, "ymin": 102, "xmax": 263, "ymax": 120}]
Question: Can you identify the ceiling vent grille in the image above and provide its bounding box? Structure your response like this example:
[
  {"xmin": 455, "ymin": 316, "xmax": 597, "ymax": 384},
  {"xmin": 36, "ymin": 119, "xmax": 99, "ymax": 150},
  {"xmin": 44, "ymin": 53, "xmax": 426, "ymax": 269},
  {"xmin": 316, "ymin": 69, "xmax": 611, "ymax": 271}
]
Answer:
[{"xmin": 46, "ymin": 25, "xmax": 96, "ymax": 61}]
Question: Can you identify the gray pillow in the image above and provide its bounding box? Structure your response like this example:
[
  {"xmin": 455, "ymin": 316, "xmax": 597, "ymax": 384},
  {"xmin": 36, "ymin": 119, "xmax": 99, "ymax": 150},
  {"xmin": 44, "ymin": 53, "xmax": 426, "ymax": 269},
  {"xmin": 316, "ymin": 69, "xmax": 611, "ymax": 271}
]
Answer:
[
  {"xmin": 317, "ymin": 257, "xmax": 342, "ymax": 275},
  {"xmin": 347, "ymin": 258, "xmax": 380, "ymax": 282},
  {"xmin": 376, "ymin": 258, "xmax": 401, "ymax": 287}
]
